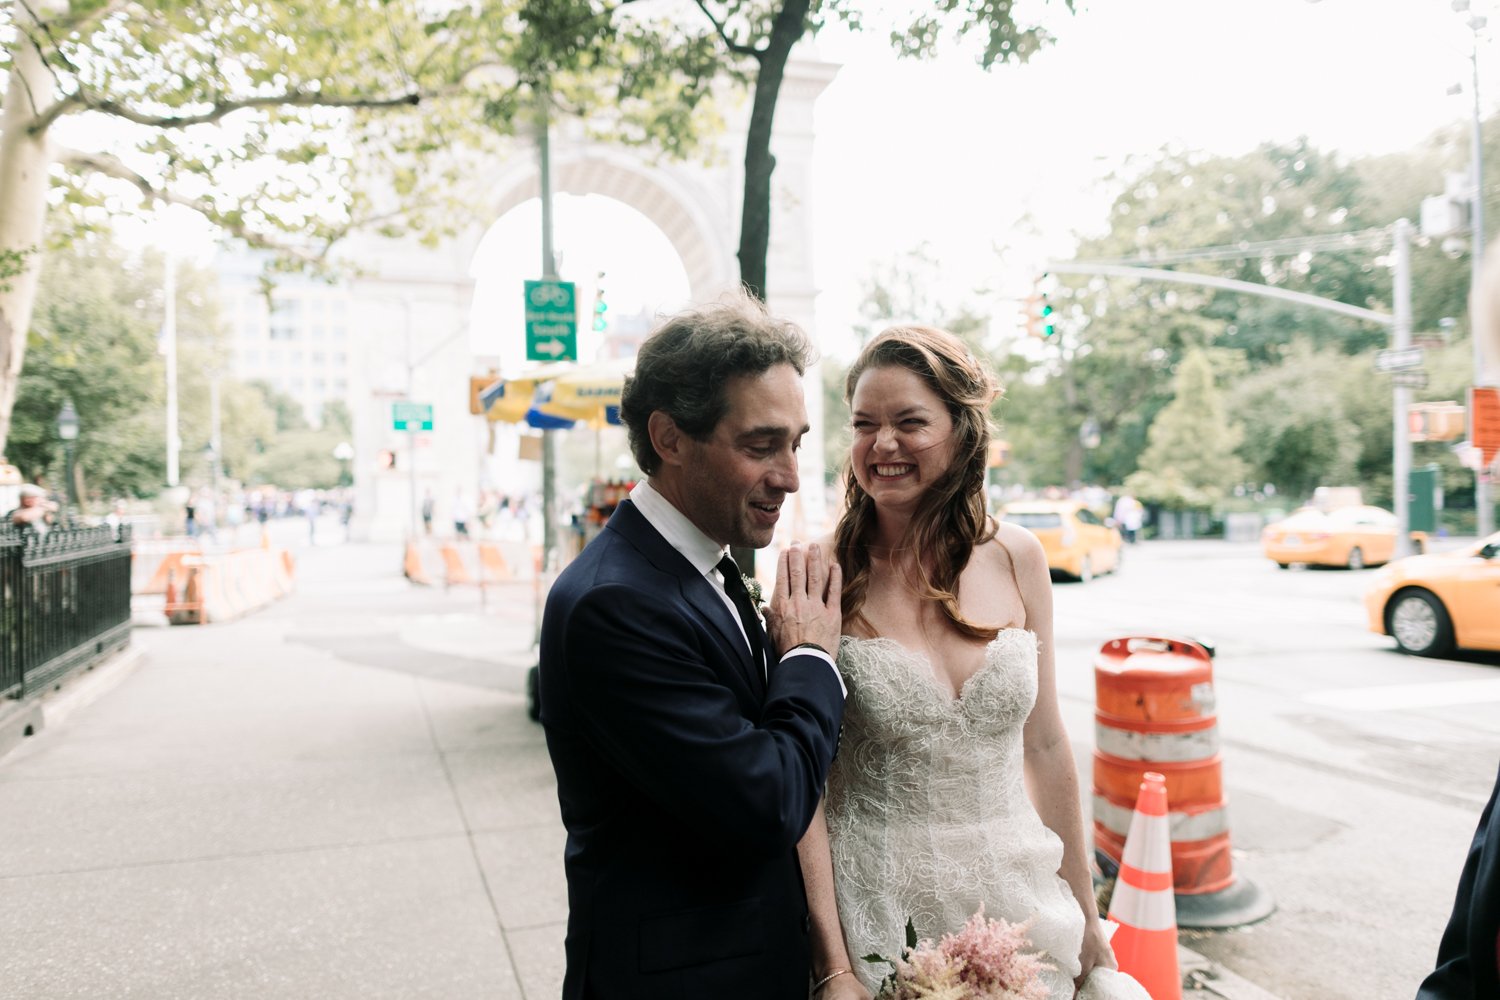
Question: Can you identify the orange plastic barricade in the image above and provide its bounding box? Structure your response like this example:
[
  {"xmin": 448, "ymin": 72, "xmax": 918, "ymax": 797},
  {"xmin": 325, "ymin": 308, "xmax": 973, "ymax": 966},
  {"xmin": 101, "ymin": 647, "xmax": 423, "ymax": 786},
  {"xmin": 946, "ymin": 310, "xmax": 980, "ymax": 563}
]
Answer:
[
  {"xmin": 1106, "ymin": 772, "xmax": 1181, "ymax": 1000},
  {"xmin": 1092, "ymin": 635, "xmax": 1274, "ymax": 929},
  {"xmin": 403, "ymin": 542, "xmax": 432, "ymax": 585},
  {"xmin": 440, "ymin": 544, "xmax": 473, "ymax": 588},
  {"xmin": 477, "ymin": 543, "xmax": 512, "ymax": 583}
]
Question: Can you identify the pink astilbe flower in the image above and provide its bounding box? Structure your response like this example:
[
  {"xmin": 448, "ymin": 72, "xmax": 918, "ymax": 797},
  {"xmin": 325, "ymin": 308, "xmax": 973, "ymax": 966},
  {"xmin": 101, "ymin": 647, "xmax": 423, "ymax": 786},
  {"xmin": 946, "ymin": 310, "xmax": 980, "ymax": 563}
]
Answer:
[{"xmin": 876, "ymin": 907, "xmax": 1051, "ymax": 1000}]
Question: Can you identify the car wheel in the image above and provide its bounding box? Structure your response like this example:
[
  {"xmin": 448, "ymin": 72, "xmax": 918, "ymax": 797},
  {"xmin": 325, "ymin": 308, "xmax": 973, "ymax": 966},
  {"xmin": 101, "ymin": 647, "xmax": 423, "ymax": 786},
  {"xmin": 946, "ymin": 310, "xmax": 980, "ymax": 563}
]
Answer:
[
  {"xmin": 1347, "ymin": 547, "xmax": 1365, "ymax": 570},
  {"xmin": 1079, "ymin": 556, "xmax": 1094, "ymax": 583},
  {"xmin": 1388, "ymin": 590, "xmax": 1455, "ymax": 657},
  {"xmin": 1275, "ymin": 562, "xmax": 1290, "ymax": 570}
]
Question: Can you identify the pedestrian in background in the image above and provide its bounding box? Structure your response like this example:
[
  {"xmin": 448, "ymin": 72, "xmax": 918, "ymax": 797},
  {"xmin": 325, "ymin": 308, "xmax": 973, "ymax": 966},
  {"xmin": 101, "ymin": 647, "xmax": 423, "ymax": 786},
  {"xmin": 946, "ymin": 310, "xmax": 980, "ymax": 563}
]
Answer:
[
  {"xmin": 7, "ymin": 484, "xmax": 58, "ymax": 534},
  {"xmin": 421, "ymin": 489, "xmax": 435, "ymax": 536},
  {"xmin": 1113, "ymin": 492, "xmax": 1144, "ymax": 544}
]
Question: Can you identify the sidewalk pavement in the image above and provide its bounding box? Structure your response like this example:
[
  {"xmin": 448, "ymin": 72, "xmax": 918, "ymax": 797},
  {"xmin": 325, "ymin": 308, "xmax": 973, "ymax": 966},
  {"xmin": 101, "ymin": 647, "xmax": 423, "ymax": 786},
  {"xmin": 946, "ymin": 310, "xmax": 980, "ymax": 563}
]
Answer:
[{"xmin": 0, "ymin": 540, "xmax": 1284, "ymax": 1000}]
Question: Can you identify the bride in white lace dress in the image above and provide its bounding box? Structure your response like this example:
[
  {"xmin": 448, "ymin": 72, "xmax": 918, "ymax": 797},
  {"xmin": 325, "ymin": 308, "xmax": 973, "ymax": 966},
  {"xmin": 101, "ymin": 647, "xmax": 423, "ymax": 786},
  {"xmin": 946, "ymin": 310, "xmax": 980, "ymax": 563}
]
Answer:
[{"xmin": 795, "ymin": 327, "xmax": 1146, "ymax": 1000}]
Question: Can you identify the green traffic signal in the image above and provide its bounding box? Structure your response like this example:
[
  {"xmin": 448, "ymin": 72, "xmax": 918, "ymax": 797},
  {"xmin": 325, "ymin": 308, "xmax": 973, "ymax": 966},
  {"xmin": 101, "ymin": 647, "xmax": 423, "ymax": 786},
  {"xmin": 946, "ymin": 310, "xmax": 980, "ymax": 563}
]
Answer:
[
  {"xmin": 593, "ymin": 289, "xmax": 607, "ymax": 331},
  {"xmin": 1041, "ymin": 301, "xmax": 1055, "ymax": 337}
]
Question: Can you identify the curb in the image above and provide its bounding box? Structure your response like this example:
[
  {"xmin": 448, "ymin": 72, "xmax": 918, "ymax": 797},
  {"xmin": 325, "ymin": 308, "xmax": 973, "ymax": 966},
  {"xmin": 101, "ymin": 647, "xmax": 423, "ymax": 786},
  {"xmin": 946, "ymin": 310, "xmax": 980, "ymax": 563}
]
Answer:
[
  {"xmin": 0, "ymin": 643, "xmax": 147, "ymax": 765},
  {"xmin": 1179, "ymin": 943, "xmax": 1286, "ymax": 1000}
]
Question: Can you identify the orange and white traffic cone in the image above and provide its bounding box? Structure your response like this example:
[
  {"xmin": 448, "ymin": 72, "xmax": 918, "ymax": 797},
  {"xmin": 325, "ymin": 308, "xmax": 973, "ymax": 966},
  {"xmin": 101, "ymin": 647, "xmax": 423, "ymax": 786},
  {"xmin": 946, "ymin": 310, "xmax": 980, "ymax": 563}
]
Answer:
[{"xmin": 1106, "ymin": 771, "xmax": 1181, "ymax": 1000}]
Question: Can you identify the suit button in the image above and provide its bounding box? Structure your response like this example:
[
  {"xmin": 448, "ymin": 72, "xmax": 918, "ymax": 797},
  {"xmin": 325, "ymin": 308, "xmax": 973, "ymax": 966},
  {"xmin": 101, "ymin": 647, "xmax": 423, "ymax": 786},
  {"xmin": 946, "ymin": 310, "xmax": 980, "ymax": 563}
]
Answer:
[{"xmin": 803, "ymin": 914, "xmax": 811, "ymax": 933}]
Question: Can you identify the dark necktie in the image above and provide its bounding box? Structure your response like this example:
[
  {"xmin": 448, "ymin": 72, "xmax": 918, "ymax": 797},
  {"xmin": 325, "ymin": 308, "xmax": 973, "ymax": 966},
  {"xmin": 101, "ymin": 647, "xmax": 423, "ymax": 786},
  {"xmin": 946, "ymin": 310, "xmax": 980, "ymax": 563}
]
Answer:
[{"xmin": 717, "ymin": 555, "xmax": 765, "ymax": 676}]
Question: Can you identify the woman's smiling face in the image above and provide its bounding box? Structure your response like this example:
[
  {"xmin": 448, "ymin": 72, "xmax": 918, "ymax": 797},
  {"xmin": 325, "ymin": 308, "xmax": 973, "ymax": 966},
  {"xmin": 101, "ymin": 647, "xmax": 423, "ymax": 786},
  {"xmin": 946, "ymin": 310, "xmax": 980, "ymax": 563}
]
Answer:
[{"xmin": 849, "ymin": 364, "xmax": 956, "ymax": 513}]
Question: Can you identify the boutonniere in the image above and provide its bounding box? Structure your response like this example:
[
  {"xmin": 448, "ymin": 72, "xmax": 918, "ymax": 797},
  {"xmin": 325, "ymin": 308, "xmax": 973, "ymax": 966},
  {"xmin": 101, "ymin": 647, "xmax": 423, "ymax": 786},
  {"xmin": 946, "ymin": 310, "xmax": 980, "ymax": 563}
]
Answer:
[{"xmin": 741, "ymin": 573, "xmax": 764, "ymax": 616}]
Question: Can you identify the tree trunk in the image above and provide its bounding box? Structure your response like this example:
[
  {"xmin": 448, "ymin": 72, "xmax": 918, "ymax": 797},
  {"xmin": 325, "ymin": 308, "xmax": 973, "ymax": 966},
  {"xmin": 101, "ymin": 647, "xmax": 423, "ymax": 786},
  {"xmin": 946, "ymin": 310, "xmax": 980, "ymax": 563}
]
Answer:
[
  {"xmin": 0, "ymin": 6, "xmax": 64, "ymax": 455},
  {"xmin": 735, "ymin": 0, "xmax": 809, "ymax": 302}
]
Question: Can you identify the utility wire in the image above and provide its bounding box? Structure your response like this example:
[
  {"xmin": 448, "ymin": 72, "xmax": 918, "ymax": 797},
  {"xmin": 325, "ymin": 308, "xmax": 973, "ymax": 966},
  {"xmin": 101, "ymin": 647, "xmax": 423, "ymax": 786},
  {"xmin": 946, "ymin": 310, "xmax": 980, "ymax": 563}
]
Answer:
[{"xmin": 1067, "ymin": 227, "xmax": 1392, "ymax": 269}]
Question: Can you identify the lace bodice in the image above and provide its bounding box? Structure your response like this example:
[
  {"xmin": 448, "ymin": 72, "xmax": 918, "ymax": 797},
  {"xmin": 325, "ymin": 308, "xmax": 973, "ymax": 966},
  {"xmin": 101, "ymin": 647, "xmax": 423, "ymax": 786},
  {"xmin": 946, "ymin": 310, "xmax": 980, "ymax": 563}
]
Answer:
[{"xmin": 826, "ymin": 630, "xmax": 1086, "ymax": 996}]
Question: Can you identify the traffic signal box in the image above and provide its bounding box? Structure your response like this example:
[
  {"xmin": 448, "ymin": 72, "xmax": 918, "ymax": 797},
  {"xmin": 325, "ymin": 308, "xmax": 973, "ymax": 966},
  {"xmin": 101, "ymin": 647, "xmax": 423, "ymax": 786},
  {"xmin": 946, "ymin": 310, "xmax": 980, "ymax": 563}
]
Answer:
[
  {"xmin": 592, "ymin": 283, "xmax": 608, "ymax": 332},
  {"xmin": 1023, "ymin": 280, "xmax": 1056, "ymax": 339},
  {"xmin": 1408, "ymin": 401, "xmax": 1466, "ymax": 443}
]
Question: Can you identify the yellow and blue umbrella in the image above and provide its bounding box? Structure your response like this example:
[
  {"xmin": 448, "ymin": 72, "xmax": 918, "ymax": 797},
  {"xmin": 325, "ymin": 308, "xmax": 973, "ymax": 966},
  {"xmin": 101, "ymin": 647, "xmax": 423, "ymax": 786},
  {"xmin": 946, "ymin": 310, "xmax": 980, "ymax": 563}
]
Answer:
[{"xmin": 482, "ymin": 359, "xmax": 631, "ymax": 430}]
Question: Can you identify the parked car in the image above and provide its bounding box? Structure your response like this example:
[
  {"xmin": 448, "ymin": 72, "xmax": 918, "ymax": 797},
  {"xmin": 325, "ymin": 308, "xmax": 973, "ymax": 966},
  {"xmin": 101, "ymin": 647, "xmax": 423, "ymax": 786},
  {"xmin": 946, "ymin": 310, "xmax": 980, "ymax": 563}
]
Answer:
[
  {"xmin": 1261, "ymin": 505, "xmax": 1422, "ymax": 569},
  {"xmin": 1363, "ymin": 532, "xmax": 1500, "ymax": 657},
  {"xmin": 1000, "ymin": 500, "xmax": 1122, "ymax": 582}
]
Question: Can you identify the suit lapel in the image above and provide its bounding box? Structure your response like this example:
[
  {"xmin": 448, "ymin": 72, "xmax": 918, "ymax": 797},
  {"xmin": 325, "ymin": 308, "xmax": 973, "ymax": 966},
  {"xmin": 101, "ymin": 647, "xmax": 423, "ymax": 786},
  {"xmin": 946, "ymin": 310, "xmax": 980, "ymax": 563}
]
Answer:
[{"xmin": 606, "ymin": 501, "xmax": 765, "ymax": 698}]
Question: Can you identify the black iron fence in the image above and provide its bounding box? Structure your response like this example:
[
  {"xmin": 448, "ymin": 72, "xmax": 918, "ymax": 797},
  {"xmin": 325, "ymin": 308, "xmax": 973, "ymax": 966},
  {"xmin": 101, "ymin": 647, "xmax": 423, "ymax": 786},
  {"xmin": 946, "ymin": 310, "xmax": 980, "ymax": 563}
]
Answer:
[{"xmin": 0, "ymin": 524, "xmax": 133, "ymax": 700}]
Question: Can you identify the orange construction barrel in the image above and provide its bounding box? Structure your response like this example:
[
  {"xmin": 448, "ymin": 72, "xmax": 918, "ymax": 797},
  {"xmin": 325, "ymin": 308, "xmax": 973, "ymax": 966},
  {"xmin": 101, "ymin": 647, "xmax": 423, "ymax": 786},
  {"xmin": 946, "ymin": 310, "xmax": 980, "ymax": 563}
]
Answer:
[{"xmin": 1092, "ymin": 634, "xmax": 1274, "ymax": 929}]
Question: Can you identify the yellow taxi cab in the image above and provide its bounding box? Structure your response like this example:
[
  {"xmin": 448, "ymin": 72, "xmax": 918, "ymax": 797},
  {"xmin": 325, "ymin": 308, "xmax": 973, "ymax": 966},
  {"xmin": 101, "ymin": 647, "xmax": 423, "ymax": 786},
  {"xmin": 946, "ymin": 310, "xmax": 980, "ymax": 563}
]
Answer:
[
  {"xmin": 1261, "ymin": 505, "xmax": 1419, "ymax": 570},
  {"xmin": 1364, "ymin": 532, "xmax": 1500, "ymax": 657},
  {"xmin": 1000, "ymin": 500, "xmax": 1122, "ymax": 582}
]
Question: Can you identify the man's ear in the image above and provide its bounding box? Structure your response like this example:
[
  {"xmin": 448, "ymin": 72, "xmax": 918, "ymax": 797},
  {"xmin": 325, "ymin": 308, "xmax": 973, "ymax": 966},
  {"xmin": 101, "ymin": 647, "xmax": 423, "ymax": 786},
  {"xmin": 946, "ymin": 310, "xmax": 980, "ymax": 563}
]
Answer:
[{"xmin": 647, "ymin": 411, "xmax": 685, "ymax": 468}]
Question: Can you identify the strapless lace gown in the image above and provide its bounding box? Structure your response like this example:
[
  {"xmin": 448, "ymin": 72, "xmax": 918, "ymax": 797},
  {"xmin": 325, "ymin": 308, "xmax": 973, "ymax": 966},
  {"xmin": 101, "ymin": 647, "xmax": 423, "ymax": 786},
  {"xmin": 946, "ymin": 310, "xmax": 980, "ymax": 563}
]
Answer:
[{"xmin": 827, "ymin": 630, "xmax": 1147, "ymax": 999}]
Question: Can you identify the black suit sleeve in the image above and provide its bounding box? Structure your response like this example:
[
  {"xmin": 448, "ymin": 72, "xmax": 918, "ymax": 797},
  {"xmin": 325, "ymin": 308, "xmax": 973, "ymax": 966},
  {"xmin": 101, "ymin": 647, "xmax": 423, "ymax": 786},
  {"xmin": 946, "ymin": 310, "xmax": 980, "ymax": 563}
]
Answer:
[
  {"xmin": 1417, "ymin": 759, "xmax": 1500, "ymax": 1000},
  {"xmin": 561, "ymin": 582, "xmax": 842, "ymax": 856}
]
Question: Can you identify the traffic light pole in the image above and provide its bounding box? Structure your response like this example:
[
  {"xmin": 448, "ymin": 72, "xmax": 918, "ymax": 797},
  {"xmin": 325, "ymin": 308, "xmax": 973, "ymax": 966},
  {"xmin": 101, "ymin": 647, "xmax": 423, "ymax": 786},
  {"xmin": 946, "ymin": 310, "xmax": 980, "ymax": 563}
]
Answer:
[
  {"xmin": 1467, "ymin": 24, "xmax": 1495, "ymax": 538},
  {"xmin": 537, "ymin": 91, "xmax": 558, "ymax": 580}
]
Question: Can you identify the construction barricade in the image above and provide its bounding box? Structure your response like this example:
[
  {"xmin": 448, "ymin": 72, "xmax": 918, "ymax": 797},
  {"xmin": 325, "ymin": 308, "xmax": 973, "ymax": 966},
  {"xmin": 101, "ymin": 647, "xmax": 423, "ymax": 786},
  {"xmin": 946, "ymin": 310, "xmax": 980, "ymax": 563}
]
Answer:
[
  {"xmin": 132, "ymin": 539, "xmax": 204, "ymax": 596},
  {"xmin": 403, "ymin": 539, "xmax": 536, "ymax": 590},
  {"xmin": 1092, "ymin": 634, "xmax": 1275, "ymax": 929},
  {"xmin": 164, "ymin": 547, "xmax": 296, "ymax": 625}
]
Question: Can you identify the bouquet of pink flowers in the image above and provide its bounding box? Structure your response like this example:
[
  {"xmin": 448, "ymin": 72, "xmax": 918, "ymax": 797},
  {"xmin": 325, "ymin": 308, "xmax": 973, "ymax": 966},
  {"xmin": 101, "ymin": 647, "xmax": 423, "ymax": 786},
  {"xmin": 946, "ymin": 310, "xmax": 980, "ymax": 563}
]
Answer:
[{"xmin": 864, "ymin": 907, "xmax": 1051, "ymax": 1000}]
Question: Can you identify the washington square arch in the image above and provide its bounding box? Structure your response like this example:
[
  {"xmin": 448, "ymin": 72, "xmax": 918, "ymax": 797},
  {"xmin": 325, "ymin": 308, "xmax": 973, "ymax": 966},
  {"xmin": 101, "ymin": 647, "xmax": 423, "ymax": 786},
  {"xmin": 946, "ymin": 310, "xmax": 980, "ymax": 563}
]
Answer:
[{"xmin": 338, "ymin": 54, "xmax": 839, "ymax": 550}]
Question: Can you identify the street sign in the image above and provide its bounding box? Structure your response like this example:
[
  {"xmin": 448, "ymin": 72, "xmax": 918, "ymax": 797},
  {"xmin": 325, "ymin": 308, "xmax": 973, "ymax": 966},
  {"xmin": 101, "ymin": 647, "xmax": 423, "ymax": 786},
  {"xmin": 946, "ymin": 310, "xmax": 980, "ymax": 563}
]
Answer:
[
  {"xmin": 525, "ymin": 279, "xmax": 578, "ymax": 362},
  {"xmin": 1374, "ymin": 347, "xmax": 1425, "ymax": 374},
  {"xmin": 1392, "ymin": 370, "xmax": 1429, "ymax": 389},
  {"xmin": 1471, "ymin": 386, "xmax": 1500, "ymax": 465},
  {"xmin": 392, "ymin": 402, "xmax": 433, "ymax": 432}
]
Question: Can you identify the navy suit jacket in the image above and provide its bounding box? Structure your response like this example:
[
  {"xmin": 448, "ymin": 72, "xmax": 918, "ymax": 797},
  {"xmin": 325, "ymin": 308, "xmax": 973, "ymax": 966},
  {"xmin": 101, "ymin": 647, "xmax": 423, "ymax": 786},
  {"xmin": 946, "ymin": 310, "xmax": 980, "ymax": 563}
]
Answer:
[{"xmin": 539, "ymin": 500, "xmax": 845, "ymax": 1000}]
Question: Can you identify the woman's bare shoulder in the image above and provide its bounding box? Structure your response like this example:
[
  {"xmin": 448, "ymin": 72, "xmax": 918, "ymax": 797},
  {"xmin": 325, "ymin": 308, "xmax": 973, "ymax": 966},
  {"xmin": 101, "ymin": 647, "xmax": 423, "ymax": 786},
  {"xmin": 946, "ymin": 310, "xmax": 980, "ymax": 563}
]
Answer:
[{"xmin": 988, "ymin": 520, "xmax": 1046, "ymax": 568}]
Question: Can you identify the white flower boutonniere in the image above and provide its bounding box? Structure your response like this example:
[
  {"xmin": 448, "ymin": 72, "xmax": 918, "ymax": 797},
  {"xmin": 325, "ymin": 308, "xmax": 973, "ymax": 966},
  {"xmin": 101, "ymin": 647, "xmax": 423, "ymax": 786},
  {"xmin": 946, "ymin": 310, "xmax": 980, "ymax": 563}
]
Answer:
[{"xmin": 741, "ymin": 573, "xmax": 764, "ymax": 618}]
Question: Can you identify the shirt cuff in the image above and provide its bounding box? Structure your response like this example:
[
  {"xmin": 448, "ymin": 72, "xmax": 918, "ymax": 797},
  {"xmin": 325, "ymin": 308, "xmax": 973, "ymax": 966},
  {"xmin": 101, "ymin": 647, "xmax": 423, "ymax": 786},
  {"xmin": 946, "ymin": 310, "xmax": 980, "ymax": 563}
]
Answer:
[{"xmin": 779, "ymin": 646, "xmax": 846, "ymax": 698}]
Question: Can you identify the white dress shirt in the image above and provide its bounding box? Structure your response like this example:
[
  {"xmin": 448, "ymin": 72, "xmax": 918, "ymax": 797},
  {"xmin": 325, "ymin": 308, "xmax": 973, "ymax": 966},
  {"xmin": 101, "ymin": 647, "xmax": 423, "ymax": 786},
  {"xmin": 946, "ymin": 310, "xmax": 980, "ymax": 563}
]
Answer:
[{"xmin": 629, "ymin": 479, "xmax": 843, "ymax": 693}]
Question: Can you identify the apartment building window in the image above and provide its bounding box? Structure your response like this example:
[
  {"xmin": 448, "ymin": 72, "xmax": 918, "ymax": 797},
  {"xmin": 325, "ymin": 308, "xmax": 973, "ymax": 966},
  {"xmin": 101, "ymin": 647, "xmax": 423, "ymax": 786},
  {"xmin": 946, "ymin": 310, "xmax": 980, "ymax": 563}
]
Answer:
[{"xmin": 269, "ymin": 297, "xmax": 300, "ymax": 341}]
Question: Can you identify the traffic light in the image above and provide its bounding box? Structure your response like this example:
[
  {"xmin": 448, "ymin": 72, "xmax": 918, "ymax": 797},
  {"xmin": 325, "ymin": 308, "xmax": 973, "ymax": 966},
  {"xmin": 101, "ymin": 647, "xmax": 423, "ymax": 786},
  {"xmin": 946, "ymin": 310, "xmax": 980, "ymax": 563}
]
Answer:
[
  {"xmin": 592, "ymin": 272, "xmax": 608, "ymax": 332},
  {"xmin": 1023, "ymin": 277, "xmax": 1057, "ymax": 339},
  {"xmin": 1408, "ymin": 401, "xmax": 1466, "ymax": 442}
]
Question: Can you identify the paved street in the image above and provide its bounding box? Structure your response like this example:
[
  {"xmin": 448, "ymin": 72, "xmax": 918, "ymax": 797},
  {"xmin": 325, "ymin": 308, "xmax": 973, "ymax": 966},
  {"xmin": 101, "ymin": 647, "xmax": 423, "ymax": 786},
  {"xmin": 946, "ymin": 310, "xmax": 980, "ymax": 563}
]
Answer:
[
  {"xmin": 0, "ymin": 532, "xmax": 1494, "ymax": 999},
  {"xmin": 1048, "ymin": 537, "xmax": 1500, "ymax": 1000}
]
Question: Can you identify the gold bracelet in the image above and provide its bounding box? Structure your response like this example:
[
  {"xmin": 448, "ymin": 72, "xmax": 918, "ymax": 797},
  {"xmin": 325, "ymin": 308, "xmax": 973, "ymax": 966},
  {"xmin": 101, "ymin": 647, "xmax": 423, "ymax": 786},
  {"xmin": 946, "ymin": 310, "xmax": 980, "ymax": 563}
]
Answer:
[{"xmin": 812, "ymin": 968, "xmax": 850, "ymax": 993}]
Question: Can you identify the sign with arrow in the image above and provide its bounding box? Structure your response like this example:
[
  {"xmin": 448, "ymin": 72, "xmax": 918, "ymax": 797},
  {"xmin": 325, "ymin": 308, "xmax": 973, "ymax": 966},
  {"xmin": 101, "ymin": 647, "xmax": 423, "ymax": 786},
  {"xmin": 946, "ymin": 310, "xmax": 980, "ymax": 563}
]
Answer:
[
  {"xmin": 392, "ymin": 402, "xmax": 433, "ymax": 432},
  {"xmin": 525, "ymin": 279, "xmax": 577, "ymax": 362},
  {"xmin": 1374, "ymin": 347, "xmax": 1424, "ymax": 374}
]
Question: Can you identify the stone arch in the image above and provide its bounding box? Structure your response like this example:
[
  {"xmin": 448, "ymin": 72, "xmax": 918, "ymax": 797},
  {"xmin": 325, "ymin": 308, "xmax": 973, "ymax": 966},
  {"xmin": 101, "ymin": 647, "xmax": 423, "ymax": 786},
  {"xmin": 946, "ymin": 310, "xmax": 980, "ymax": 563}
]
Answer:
[{"xmin": 478, "ymin": 146, "xmax": 736, "ymax": 302}]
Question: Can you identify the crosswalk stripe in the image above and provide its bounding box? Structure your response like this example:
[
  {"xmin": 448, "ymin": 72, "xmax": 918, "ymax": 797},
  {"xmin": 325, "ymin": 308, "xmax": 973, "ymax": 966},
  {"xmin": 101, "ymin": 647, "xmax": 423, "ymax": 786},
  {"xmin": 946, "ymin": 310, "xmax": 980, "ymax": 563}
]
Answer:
[{"xmin": 1304, "ymin": 678, "xmax": 1500, "ymax": 711}]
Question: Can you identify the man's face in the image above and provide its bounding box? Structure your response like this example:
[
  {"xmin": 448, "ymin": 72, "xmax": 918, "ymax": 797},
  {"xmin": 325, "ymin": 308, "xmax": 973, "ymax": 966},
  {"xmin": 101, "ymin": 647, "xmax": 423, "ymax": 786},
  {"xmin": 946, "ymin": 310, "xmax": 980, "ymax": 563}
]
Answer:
[{"xmin": 675, "ymin": 363, "xmax": 807, "ymax": 549}]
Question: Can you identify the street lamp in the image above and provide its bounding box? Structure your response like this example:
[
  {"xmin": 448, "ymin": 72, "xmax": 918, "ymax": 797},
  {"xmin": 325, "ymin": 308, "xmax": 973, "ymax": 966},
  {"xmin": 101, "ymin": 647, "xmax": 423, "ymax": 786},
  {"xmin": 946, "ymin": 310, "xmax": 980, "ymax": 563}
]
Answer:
[{"xmin": 56, "ymin": 397, "xmax": 79, "ymax": 526}]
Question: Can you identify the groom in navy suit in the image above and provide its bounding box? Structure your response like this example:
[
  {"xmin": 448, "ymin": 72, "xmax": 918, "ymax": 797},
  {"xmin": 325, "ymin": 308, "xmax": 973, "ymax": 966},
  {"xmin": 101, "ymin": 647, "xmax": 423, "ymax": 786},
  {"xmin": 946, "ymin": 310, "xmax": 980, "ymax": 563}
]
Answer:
[{"xmin": 540, "ymin": 294, "xmax": 846, "ymax": 999}]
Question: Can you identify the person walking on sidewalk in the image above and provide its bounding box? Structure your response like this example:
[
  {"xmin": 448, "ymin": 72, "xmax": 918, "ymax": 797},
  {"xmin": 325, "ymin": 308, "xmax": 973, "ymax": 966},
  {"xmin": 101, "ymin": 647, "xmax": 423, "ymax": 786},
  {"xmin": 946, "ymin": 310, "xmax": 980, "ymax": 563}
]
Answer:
[
  {"xmin": 539, "ymin": 293, "xmax": 846, "ymax": 1000},
  {"xmin": 1416, "ymin": 755, "xmax": 1500, "ymax": 1000}
]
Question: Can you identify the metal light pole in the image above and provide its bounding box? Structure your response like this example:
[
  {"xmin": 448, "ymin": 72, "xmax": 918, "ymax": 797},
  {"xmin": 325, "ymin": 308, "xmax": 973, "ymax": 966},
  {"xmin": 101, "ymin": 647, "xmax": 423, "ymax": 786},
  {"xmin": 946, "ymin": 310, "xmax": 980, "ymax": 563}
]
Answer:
[
  {"xmin": 163, "ymin": 257, "xmax": 180, "ymax": 487},
  {"xmin": 538, "ymin": 91, "xmax": 559, "ymax": 575},
  {"xmin": 56, "ymin": 396, "xmax": 79, "ymax": 525},
  {"xmin": 1394, "ymin": 220, "xmax": 1416, "ymax": 558},
  {"xmin": 1459, "ymin": 1, "xmax": 1496, "ymax": 536}
]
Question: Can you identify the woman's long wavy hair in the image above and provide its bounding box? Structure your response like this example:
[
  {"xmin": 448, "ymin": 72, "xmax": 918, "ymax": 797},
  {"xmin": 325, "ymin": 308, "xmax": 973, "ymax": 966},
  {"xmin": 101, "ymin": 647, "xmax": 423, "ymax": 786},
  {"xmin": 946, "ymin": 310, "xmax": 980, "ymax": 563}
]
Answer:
[{"xmin": 835, "ymin": 326, "xmax": 1003, "ymax": 640}]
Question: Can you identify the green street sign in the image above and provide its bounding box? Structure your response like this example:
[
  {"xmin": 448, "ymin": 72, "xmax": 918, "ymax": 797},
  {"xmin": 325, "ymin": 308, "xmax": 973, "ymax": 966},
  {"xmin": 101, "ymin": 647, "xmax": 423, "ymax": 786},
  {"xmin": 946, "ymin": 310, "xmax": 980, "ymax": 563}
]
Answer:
[
  {"xmin": 392, "ymin": 402, "xmax": 433, "ymax": 432},
  {"xmin": 525, "ymin": 279, "xmax": 578, "ymax": 362}
]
